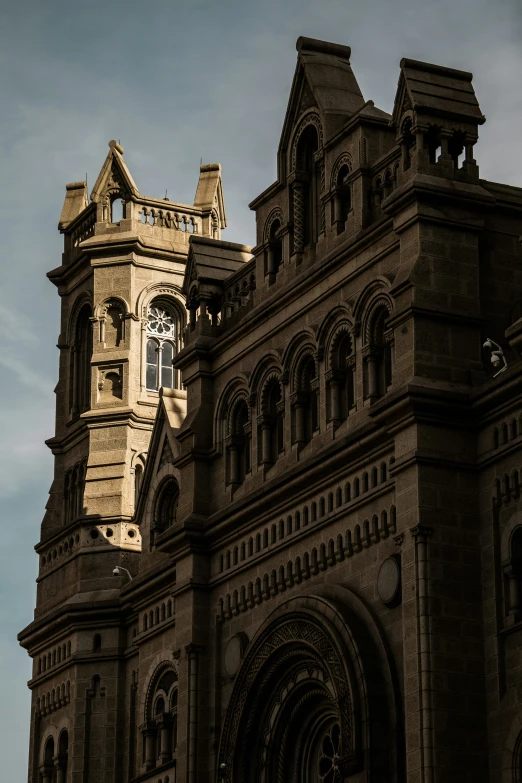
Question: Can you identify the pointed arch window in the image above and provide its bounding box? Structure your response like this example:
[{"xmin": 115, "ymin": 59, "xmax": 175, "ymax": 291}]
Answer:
[
  {"xmin": 69, "ymin": 304, "xmax": 93, "ymax": 416},
  {"xmin": 146, "ymin": 300, "xmax": 181, "ymax": 391}
]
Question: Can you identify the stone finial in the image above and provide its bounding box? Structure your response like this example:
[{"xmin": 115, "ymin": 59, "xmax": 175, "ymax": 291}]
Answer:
[{"xmin": 109, "ymin": 140, "xmax": 125, "ymax": 155}]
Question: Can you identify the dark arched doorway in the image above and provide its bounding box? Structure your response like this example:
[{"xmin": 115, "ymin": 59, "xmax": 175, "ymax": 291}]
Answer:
[{"xmin": 218, "ymin": 591, "xmax": 402, "ymax": 782}]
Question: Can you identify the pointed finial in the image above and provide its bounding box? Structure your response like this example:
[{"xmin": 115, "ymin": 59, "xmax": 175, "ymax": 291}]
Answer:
[
  {"xmin": 200, "ymin": 157, "xmax": 203, "ymax": 166},
  {"xmin": 164, "ymin": 189, "xmax": 169, "ymax": 201}
]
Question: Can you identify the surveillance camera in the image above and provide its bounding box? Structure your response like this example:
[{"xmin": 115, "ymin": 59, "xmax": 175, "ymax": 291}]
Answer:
[
  {"xmin": 492, "ymin": 354, "xmax": 501, "ymax": 366},
  {"xmin": 113, "ymin": 567, "xmax": 120, "ymax": 577}
]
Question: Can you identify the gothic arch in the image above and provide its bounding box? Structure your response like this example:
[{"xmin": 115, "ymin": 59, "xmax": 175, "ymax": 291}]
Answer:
[
  {"xmin": 352, "ymin": 277, "xmax": 393, "ymax": 335},
  {"xmin": 264, "ymin": 207, "xmax": 284, "ymax": 241},
  {"xmin": 214, "ymin": 375, "xmax": 250, "ymax": 450},
  {"xmin": 289, "ymin": 112, "xmax": 324, "ymax": 172},
  {"xmin": 259, "ymin": 370, "xmax": 284, "ymax": 415},
  {"xmin": 135, "ymin": 281, "xmax": 185, "ymax": 320},
  {"xmin": 140, "ymin": 657, "xmax": 179, "ymax": 721},
  {"xmin": 330, "ymin": 152, "xmax": 353, "ymax": 190},
  {"xmin": 325, "ymin": 321, "xmax": 355, "ymax": 373},
  {"xmin": 67, "ymin": 292, "xmax": 93, "ymax": 343},
  {"xmin": 281, "ymin": 329, "xmax": 317, "ymax": 386},
  {"xmin": 218, "ymin": 589, "xmax": 401, "ymax": 782},
  {"xmin": 362, "ymin": 295, "xmax": 393, "ymax": 346},
  {"xmin": 249, "ymin": 354, "xmax": 283, "ymax": 413},
  {"xmin": 95, "ymin": 295, "xmax": 129, "ymax": 320}
]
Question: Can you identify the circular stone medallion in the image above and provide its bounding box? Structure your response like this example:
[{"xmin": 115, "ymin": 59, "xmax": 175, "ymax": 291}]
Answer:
[
  {"xmin": 377, "ymin": 556, "xmax": 401, "ymax": 605},
  {"xmin": 224, "ymin": 635, "xmax": 244, "ymax": 677}
]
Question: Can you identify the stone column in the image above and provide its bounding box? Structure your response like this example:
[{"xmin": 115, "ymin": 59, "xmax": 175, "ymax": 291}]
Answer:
[
  {"xmin": 411, "ymin": 524, "xmax": 434, "ymax": 783},
  {"xmin": 326, "ymin": 371, "xmax": 342, "ymax": 424},
  {"xmin": 140, "ymin": 722, "xmax": 157, "ymax": 771},
  {"xmin": 156, "ymin": 713, "xmax": 173, "ymax": 764},
  {"xmin": 39, "ymin": 764, "xmax": 53, "ymax": 783},
  {"xmin": 292, "ymin": 393, "xmax": 307, "ymax": 446},
  {"xmin": 258, "ymin": 415, "xmax": 272, "ymax": 465}
]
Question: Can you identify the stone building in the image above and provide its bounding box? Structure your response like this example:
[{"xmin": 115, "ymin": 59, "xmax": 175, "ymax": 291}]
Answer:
[{"xmin": 18, "ymin": 36, "xmax": 522, "ymax": 783}]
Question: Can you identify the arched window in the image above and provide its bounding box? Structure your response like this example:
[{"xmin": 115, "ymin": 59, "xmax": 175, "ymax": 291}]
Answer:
[
  {"xmin": 228, "ymin": 400, "xmax": 251, "ymax": 486},
  {"xmin": 42, "ymin": 737, "xmax": 55, "ymax": 783},
  {"xmin": 259, "ymin": 379, "xmax": 284, "ymax": 466},
  {"xmin": 134, "ymin": 461, "xmax": 144, "ymax": 510},
  {"xmin": 152, "ymin": 479, "xmax": 179, "ymax": 546},
  {"xmin": 295, "ymin": 124, "xmax": 320, "ymax": 248},
  {"xmin": 110, "ymin": 198, "xmax": 124, "ymax": 223},
  {"xmin": 70, "ymin": 304, "xmax": 93, "ymax": 415},
  {"xmin": 142, "ymin": 668, "xmax": 178, "ymax": 770},
  {"xmin": 294, "ymin": 356, "xmax": 318, "ymax": 447},
  {"xmin": 267, "ymin": 219, "xmax": 283, "ymax": 278},
  {"xmin": 329, "ymin": 332, "xmax": 355, "ymax": 424},
  {"xmin": 333, "ymin": 164, "xmax": 351, "ymax": 233},
  {"xmin": 365, "ymin": 305, "xmax": 392, "ymax": 401},
  {"xmin": 146, "ymin": 301, "xmax": 181, "ymax": 391}
]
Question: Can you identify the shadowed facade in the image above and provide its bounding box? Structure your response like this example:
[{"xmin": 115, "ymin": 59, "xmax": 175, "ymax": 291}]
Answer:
[{"xmin": 19, "ymin": 37, "xmax": 522, "ymax": 783}]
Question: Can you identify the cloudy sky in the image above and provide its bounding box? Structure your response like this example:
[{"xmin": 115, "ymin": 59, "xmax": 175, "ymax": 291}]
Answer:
[{"xmin": 1, "ymin": 0, "xmax": 521, "ymax": 776}]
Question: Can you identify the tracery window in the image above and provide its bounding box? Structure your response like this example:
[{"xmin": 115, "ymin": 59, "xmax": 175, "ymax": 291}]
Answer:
[{"xmin": 146, "ymin": 301, "xmax": 180, "ymax": 391}]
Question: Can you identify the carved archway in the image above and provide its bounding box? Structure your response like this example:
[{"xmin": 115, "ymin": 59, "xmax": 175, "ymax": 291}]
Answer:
[{"xmin": 218, "ymin": 598, "xmax": 361, "ymax": 783}]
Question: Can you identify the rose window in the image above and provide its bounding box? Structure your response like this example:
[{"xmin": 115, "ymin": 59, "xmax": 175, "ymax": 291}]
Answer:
[
  {"xmin": 147, "ymin": 306, "xmax": 176, "ymax": 337},
  {"xmin": 317, "ymin": 723, "xmax": 341, "ymax": 782}
]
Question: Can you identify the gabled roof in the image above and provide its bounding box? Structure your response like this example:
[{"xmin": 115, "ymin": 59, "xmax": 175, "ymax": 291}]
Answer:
[
  {"xmin": 392, "ymin": 59, "xmax": 486, "ymax": 126},
  {"xmin": 182, "ymin": 235, "xmax": 252, "ymax": 296},
  {"xmin": 90, "ymin": 140, "xmax": 139, "ymax": 203},
  {"xmin": 194, "ymin": 163, "xmax": 226, "ymax": 229},
  {"xmin": 279, "ymin": 37, "xmax": 366, "ymax": 157}
]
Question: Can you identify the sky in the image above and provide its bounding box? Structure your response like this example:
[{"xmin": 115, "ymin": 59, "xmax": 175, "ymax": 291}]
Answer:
[{"xmin": 1, "ymin": 0, "xmax": 521, "ymax": 777}]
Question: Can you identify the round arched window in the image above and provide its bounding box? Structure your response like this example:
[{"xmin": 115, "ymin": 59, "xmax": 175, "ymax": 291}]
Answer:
[{"xmin": 146, "ymin": 301, "xmax": 180, "ymax": 391}]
